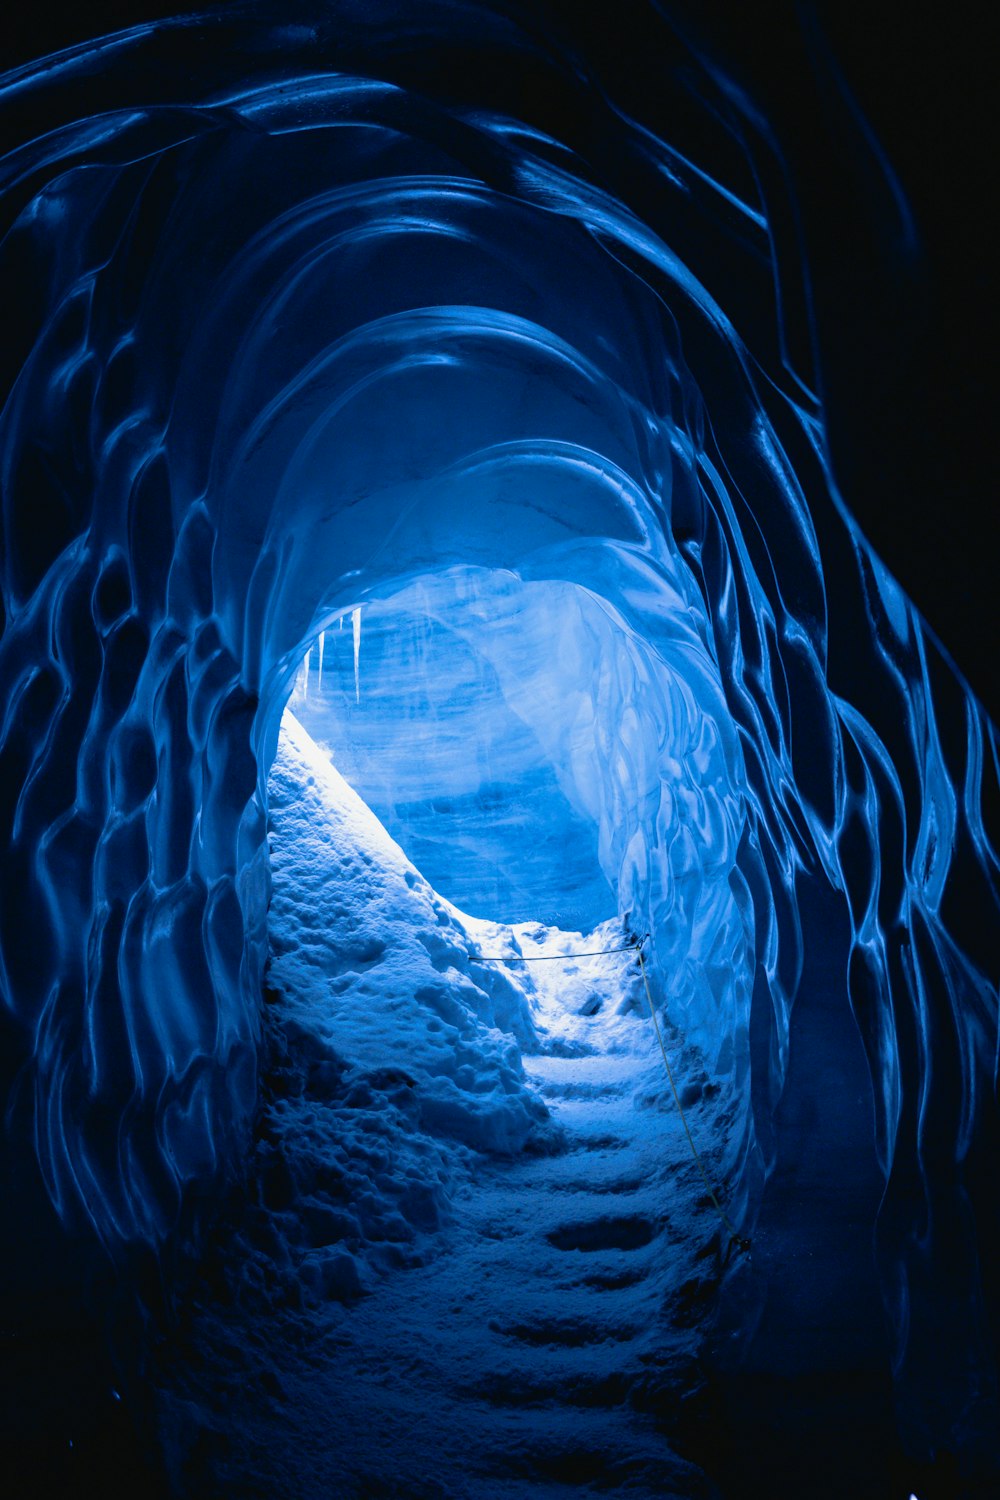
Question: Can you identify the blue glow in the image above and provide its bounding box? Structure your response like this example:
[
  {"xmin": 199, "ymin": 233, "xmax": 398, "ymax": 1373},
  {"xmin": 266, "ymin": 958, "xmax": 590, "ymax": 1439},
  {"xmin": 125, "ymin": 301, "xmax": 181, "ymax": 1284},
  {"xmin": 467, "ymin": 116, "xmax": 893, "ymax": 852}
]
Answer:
[{"xmin": 0, "ymin": 2, "xmax": 996, "ymax": 1487}]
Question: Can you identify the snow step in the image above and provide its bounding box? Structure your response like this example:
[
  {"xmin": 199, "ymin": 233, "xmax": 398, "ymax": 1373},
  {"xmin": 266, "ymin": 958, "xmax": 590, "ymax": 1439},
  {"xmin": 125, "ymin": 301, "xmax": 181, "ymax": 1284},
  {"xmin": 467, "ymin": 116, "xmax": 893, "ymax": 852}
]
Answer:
[
  {"xmin": 524, "ymin": 1054, "xmax": 648, "ymax": 1084},
  {"xmin": 546, "ymin": 1213, "xmax": 658, "ymax": 1253},
  {"xmin": 564, "ymin": 1129, "xmax": 631, "ymax": 1153},
  {"xmin": 492, "ymin": 1316, "xmax": 639, "ymax": 1348},
  {"xmin": 470, "ymin": 1368, "xmax": 637, "ymax": 1410},
  {"xmin": 524, "ymin": 1054, "xmax": 651, "ymax": 1104}
]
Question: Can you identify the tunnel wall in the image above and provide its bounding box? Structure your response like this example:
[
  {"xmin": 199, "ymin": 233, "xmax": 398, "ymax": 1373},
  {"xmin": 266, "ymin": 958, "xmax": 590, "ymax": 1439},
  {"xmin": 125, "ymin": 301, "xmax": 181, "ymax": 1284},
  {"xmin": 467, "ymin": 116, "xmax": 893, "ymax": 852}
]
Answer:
[{"xmin": 0, "ymin": 1, "xmax": 997, "ymax": 1464}]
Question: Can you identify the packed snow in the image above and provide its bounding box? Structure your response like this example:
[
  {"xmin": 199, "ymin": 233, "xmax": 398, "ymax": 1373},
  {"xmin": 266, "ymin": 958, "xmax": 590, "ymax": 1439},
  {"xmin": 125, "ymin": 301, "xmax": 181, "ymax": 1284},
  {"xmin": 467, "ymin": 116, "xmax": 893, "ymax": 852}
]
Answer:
[{"xmin": 155, "ymin": 713, "xmax": 736, "ymax": 1496}]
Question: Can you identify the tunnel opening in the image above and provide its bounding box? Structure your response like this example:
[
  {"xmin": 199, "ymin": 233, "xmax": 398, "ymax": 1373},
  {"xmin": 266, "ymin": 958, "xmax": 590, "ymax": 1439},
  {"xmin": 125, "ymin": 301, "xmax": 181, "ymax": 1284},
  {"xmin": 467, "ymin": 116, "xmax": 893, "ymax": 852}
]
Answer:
[
  {"xmin": 263, "ymin": 558, "xmax": 755, "ymax": 1103},
  {"xmin": 256, "ymin": 552, "xmax": 758, "ymax": 1170},
  {"xmin": 284, "ymin": 568, "xmax": 620, "ymax": 932},
  {"xmin": 154, "ymin": 564, "xmax": 759, "ymax": 1494}
]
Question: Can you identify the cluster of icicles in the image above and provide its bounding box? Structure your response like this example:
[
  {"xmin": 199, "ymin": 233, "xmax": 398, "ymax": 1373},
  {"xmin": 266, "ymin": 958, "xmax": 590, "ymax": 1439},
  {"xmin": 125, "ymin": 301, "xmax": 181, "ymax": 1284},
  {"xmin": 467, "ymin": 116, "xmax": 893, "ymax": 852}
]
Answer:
[{"xmin": 298, "ymin": 610, "xmax": 363, "ymax": 706}]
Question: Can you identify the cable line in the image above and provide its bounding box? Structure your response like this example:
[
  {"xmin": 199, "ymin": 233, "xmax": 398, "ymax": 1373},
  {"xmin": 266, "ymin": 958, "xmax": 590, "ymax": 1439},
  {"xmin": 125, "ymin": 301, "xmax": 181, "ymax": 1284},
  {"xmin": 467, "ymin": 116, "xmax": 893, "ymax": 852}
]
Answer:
[{"xmin": 467, "ymin": 941, "xmax": 641, "ymax": 962}]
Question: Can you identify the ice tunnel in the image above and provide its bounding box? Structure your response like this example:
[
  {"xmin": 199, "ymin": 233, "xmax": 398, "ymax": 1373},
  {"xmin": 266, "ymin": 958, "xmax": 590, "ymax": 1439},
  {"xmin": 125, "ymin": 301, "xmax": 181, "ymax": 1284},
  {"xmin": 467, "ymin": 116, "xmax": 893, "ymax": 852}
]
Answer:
[
  {"xmin": 0, "ymin": 2, "xmax": 997, "ymax": 1495},
  {"xmin": 286, "ymin": 572, "xmax": 631, "ymax": 933}
]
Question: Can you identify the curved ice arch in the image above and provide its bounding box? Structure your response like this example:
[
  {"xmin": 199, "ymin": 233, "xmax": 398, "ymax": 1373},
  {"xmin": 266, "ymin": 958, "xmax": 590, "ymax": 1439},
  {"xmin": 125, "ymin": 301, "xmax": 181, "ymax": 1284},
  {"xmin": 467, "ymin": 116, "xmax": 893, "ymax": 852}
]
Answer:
[{"xmin": 0, "ymin": 3, "xmax": 997, "ymax": 1462}]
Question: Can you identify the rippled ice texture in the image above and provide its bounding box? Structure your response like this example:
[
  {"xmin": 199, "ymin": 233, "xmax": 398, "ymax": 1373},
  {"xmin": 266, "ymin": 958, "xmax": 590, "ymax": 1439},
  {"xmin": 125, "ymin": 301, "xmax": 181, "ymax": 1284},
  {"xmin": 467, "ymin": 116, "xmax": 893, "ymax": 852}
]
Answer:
[{"xmin": 0, "ymin": 0, "xmax": 997, "ymax": 1476}]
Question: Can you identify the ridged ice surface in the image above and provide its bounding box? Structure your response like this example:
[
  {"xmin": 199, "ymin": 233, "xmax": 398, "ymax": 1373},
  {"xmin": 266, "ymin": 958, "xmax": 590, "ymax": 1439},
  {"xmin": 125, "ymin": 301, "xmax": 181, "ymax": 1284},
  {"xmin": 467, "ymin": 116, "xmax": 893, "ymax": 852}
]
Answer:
[{"xmin": 0, "ymin": 0, "xmax": 997, "ymax": 1469}]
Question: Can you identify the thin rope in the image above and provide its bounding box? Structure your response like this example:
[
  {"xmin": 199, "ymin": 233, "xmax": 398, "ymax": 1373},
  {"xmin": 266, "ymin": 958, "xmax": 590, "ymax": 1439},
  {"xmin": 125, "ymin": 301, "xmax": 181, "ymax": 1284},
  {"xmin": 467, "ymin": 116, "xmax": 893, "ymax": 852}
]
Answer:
[
  {"xmin": 467, "ymin": 941, "xmax": 641, "ymax": 963},
  {"xmin": 636, "ymin": 943, "xmax": 750, "ymax": 1254}
]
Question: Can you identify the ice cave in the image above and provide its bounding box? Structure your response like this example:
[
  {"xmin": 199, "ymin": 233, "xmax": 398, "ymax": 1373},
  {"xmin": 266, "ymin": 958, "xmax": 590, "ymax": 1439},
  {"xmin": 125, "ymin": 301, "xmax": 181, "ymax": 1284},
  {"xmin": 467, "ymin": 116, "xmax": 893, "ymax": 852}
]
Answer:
[{"xmin": 0, "ymin": 4, "xmax": 997, "ymax": 1498}]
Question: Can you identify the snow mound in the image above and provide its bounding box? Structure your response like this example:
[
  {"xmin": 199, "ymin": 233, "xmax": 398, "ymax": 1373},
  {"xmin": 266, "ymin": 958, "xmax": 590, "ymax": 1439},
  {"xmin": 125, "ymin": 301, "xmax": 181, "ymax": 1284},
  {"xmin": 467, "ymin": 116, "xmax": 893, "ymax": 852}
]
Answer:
[{"xmin": 244, "ymin": 713, "xmax": 565, "ymax": 1301}]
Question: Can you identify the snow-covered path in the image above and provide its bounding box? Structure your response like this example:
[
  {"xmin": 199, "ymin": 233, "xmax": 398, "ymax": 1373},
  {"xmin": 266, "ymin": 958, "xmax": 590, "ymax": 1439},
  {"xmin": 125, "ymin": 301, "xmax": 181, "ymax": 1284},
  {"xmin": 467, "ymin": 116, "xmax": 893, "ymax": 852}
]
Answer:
[
  {"xmin": 156, "ymin": 716, "xmax": 731, "ymax": 1497},
  {"xmin": 296, "ymin": 1047, "xmax": 722, "ymax": 1497}
]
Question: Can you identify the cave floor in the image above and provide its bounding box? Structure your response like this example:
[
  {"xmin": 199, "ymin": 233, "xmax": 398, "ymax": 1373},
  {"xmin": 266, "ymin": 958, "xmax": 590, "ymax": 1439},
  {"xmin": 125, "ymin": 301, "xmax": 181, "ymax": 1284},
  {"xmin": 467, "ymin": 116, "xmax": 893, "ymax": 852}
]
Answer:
[
  {"xmin": 157, "ymin": 990, "xmax": 726, "ymax": 1498},
  {"xmin": 215, "ymin": 1045, "xmax": 722, "ymax": 1498},
  {"xmin": 154, "ymin": 715, "xmax": 731, "ymax": 1497}
]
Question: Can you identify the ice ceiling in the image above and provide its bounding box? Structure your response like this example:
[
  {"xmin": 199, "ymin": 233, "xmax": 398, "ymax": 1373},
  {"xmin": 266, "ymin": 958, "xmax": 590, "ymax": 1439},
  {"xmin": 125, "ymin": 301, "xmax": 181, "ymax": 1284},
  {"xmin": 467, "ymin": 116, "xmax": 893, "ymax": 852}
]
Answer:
[{"xmin": 0, "ymin": 0, "xmax": 997, "ymax": 1473}]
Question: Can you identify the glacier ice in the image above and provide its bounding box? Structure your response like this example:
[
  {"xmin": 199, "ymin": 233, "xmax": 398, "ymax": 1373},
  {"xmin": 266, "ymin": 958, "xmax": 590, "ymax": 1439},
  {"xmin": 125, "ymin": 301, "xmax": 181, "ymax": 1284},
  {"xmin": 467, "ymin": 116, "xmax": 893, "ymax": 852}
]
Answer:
[{"xmin": 0, "ymin": 1, "xmax": 996, "ymax": 1489}]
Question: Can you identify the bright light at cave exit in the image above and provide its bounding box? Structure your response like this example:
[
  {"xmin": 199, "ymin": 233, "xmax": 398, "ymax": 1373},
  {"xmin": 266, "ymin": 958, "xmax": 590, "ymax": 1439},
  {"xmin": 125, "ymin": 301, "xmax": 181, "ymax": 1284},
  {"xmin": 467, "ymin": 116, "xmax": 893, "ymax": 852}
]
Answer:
[
  {"xmin": 285, "ymin": 569, "xmax": 620, "ymax": 932},
  {"xmin": 282, "ymin": 561, "xmax": 751, "ymax": 1085}
]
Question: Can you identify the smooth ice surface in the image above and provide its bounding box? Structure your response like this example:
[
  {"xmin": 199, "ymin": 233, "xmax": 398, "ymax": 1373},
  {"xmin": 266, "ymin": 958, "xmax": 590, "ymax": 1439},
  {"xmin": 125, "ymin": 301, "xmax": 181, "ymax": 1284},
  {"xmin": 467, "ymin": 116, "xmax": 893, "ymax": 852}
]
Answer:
[
  {"xmin": 156, "ymin": 711, "xmax": 730, "ymax": 1496},
  {"xmin": 289, "ymin": 571, "xmax": 618, "ymax": 930}
]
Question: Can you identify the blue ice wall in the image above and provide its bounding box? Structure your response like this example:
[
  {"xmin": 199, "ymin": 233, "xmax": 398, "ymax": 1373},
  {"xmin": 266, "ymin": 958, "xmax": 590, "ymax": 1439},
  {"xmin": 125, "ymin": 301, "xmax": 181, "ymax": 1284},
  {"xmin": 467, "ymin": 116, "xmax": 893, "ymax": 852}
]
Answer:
[
  {"xmin": 0, "ymin": 0, "xmax": 997, "ymax": 1468},
  {"xmin": 288, "ymin": 572, "xmax": 621, "ymax": 931}
]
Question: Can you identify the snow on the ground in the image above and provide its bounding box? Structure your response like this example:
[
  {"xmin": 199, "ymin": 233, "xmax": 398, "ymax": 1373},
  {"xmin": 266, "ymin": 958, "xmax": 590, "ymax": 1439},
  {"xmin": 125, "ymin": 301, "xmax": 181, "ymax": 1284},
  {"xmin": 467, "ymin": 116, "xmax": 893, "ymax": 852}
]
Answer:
[{"xmin": 155, "ymin": 712, "xmax": 733, "ymax": 1497}]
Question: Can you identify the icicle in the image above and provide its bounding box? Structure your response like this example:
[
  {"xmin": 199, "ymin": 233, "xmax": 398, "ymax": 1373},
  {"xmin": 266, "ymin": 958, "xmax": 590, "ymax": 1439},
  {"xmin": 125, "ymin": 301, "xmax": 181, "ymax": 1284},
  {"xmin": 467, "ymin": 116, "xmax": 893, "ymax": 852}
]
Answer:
[
  {"xmin": 317, "ymin": 629, "xmax": 325, "ymax": 692},
  {"xmin": 302, "ymin": 647, "xmax": 311, "ymax": 702},
  {"xmin": 352, "ymin": 606, "xmax": 362, "ymax": 704}
]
